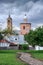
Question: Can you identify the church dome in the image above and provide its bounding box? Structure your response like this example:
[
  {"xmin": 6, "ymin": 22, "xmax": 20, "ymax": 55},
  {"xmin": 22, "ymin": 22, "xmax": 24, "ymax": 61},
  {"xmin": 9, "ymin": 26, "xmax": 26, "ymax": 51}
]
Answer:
[
  {"xmin": 24, "ymin": 14, "xmax": 27, "ymax": 23},
  {"xmin": 24, "ymin": 14, "xmax": 27, "ymax": 19}
]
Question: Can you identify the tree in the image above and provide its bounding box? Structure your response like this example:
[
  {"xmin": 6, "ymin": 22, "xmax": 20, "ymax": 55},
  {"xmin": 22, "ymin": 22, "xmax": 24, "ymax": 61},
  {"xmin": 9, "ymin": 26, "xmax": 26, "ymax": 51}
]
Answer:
[
  {"xmin": 2, "ymin": 29, "xmax": 13, "ymax": 35},
  {"xmin": 0, "ymin": 33, "xmax": 3, "ymax": 40},
  {"xmin": 24, "ymin": 26, "xmax": 43, "ymax": 47}
]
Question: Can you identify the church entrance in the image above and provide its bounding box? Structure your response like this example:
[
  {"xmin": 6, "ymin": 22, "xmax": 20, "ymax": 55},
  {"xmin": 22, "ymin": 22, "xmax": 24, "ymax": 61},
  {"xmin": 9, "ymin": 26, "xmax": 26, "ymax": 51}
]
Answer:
[{"xmin": 9, "ymin": 43, "xmax": 19, "ymax": 50}]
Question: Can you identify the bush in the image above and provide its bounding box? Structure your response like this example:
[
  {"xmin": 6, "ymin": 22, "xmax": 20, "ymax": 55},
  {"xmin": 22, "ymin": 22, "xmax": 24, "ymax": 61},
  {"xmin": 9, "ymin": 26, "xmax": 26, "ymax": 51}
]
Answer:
[
  {"xmin": 22, "ymin": 44, "xmax": 29, "ymax": 50},
  {"xmin": 0, "ymin": 33, "xmax": 3, "ymax": 40}
]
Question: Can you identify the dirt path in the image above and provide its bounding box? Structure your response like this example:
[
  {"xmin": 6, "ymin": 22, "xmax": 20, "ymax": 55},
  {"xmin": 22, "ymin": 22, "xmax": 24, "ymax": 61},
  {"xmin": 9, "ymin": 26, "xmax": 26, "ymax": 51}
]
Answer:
[{"xmin": 18, "ymin": 52, "xmax": 43, "ymax": 65}]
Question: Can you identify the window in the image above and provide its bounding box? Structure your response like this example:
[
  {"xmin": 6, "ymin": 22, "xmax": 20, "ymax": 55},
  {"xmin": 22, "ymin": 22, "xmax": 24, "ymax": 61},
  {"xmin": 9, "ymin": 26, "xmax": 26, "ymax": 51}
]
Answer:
[
  {"xmin": 8, "ymin": 20, "xmax": 10, "ymax": 22},
  {"xmin": 15, "ymin": 38, "xmax": 17, "ymax": 40},
  {"xmin": 23, "ymin": 26, "xmax": 25, "ymax": 29}
]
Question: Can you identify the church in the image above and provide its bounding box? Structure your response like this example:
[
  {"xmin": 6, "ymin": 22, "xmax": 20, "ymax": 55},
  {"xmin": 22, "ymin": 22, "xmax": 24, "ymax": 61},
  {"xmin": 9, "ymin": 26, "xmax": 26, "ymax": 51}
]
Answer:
[
  {"xmin": 7, "ymin": 14, "xmax": 31, "ymax": 35},
  {"xmin": 0, "ymin": 14, "xmax": 31, "ymax": 49}
]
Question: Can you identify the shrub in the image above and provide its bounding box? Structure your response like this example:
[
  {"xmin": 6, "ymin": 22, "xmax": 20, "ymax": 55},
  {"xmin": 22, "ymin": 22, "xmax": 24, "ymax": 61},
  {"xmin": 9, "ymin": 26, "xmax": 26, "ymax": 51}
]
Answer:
[
  {"xmin": 0, "ymin": 33, "xmax": 3, "ymax": 40},
  {"xmin": 22, "ymin": 44, "xmax": 29, "ymax": 50}
]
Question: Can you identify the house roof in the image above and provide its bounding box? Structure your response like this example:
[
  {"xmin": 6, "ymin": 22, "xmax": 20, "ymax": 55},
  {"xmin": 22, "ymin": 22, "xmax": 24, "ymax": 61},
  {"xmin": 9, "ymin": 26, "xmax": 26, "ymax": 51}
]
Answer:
[
  {"xmin": 0, "ymin": 40, "xmax": 18, "ymax": 45},
  {"xmin": 20, "ymin": 23, "xmax": 31, "ymax": 25},
  {"xmin": 0, "ymin": 40, "xmax": 11, "ymax": 44}
]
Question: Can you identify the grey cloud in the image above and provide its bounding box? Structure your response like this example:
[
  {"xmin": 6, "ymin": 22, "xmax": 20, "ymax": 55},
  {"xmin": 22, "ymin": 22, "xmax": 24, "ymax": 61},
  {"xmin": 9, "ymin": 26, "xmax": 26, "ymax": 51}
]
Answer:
[
  {"xmin": 0, "ymin": 0, "xmax": 39, "ymax": 3},
  {"xmin": 0, "ymin": 0, "xmax": 40, "ymax": 14},
  {"xmin": 0, "ymin": 0, "xmax": 43, "ymax": 30}
]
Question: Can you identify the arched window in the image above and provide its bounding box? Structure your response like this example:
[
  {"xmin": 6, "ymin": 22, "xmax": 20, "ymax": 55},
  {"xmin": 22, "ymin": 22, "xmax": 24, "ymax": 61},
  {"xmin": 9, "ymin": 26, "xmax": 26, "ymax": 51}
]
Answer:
[
  {"xmin": 8, "ymin": 20, "xmax": 10, "ymax": 22},
  {"xmin": 23, "ymin": 26, "xmax": 25, "ymax": 29},
  {"xmin": 15, "ymin": 38, "xmax": 17, "ymax": 40}
]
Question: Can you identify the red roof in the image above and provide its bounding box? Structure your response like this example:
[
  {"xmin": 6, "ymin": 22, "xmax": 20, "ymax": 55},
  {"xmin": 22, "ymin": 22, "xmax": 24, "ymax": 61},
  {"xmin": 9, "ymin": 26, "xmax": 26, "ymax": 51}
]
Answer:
[
  {"xmin": 0, "ymin": 40, "xmax": 17, "ymax": 45},
  {"xmin": 0, "ymin": 40, "xmax": 9, "ymax": 43}
]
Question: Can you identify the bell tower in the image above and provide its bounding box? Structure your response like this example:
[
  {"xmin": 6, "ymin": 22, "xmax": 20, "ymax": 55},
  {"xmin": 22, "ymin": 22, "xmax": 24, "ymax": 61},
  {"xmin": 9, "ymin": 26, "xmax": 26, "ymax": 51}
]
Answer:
[
  {"xmin": 7, "ymin": 14, "xmax": 12, "ymax": 32},
  {"xmin": 20, "ymin": 14, "xmax": 31, "ymax": 35}
]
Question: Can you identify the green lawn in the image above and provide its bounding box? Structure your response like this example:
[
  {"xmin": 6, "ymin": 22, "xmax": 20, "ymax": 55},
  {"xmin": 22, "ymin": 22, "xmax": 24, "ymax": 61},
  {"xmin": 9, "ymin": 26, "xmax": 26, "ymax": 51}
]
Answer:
[
  {"xmin": 26, "ymin": 50, "xmax": 43, "ymax": 61},
  {"xmin": 0, "ymin": 50, "xmax": 43, "ymax": 65},
  {"xmin": 31, "ymin": 53, "xmax": 43, "ymax": 61},
  {"xmin": 0, "ymin": 50, "xmax": 27, "ymax": 65}
]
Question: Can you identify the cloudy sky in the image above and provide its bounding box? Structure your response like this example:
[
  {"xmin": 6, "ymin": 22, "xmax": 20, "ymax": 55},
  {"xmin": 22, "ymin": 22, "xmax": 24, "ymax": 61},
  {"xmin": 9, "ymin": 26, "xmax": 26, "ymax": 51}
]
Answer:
[{"xmin": 0, "ymin": 0, "xmax": 43, "ymax": 30}]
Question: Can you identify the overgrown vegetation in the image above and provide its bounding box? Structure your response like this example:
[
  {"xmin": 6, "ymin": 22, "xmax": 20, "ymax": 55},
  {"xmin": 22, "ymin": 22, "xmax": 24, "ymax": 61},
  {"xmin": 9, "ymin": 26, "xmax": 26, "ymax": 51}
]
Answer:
[
  {"xmin": 22, "ymin": 44, "xmax": 29, "ymax": 50},
  {"xmin": 19, "ymin": 44, "xmax": 29, "ymax": 50},
  {"xmin": 24, "ymin": 26, "xmax": 43, "ymax": 47}
]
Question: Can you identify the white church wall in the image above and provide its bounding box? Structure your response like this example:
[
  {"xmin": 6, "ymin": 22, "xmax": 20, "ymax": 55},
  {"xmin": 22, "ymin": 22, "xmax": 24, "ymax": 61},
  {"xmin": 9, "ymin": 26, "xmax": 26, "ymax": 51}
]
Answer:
[
  {"xmin": 9, "ymin": 35, "xmax": 19, "ymax": 42},
  {"xmin": 0, "ymin": 43, "xmax": 10, "ymax": 47},
  {"xmin": 4, "ymin": 35, "xmax": 25, "ymax": 44},
  {"xmin": 35, "ymin": 45, "xmax": 43, "ymax": 50},
  {"xmin": 40, "ymin": 47, "xmax": 43, "ymax": 50},
  {"xmin": 18, "ymin": 35, "xmax": 24, "ymax": 43},
  {"xmin": 35, "ymin": 45, "xmax": 40, "ymax": 50}
]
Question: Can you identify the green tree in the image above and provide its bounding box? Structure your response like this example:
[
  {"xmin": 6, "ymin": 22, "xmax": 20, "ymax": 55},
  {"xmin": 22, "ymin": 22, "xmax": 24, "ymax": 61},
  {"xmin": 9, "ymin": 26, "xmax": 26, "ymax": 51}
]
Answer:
[
  {"xmin": 24, "ymin": 26, "xmax": 43, "ymax": 47},
  {"xmin": 0, "ymin": 33, "xmax": 3, "ymax": 40},
  {"xmin": 2, "ymin": 29, "xmax": 12, "ymax": 35}
]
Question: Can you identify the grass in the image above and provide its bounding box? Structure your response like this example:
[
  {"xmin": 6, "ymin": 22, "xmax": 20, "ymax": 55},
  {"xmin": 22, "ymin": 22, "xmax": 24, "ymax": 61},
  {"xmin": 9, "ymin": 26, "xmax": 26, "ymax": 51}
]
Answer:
[
  {"xmin": 0, "ymin": 50, "xmax": 43, "ymax": 65},
  {"xmin": 26, "ymin": 50, "xmax": 43, "ymax": 61},
  {"xmin": 31, "ymin": 53, "xmax": 43, "ymax": 61},
  {"xmin": 0, "ymin": 50, "xmax": 28, "ymax": 65}
]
